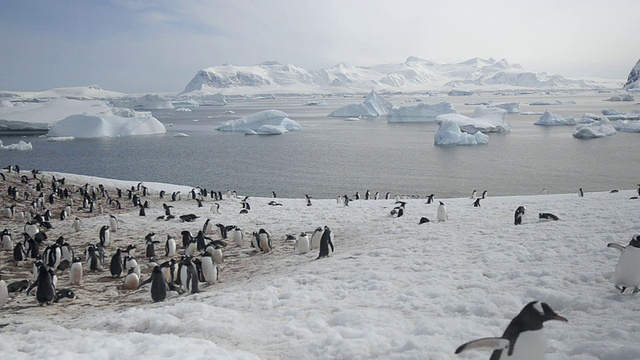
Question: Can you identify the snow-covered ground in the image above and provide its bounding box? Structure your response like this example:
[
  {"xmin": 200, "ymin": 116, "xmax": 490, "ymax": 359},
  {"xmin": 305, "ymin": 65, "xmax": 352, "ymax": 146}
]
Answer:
[{"xmin": 1, "ymin": 170, "xmax": 639, "ymax": 359}]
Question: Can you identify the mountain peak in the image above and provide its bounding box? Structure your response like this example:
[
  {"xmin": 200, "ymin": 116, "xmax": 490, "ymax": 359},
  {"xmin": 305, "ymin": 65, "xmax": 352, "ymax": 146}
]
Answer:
[{"xmin": 623, "ymin": 58, "xmax": 640, "ymax": 90}]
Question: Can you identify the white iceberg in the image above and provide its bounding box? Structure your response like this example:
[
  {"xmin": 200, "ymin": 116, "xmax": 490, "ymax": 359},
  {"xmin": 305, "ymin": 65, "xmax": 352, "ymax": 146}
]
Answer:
[
  {"xmin": 488, "ymin": 102, "xmax": 519, "ymax": 113},
  {"xmin": 217, "ymin": 110, "xmax": 301, "ymax": 135},
  {"xmin": 48, "ymin": 108, "xmax": 166, "ymax": 138},
  {"xmin": 605, "ymin": 94, "xmax": 635, "ymax": 102},
  {"xmin": 328, "ymin": 90, "xmax": 394, "ymax": 117},
  {"xmin": 434, "ymin": 120, "xmax": 488, "ymax": 146},
  {"xmin": 436, "ymin": 105, "xmax": 510, "ymax": 133},
  {"xmin": 601, "ymin": 109, "xmax": 640, "ymax": 120},
  {"xmin": 578, "ymin": 113, "xmax": 604, "ymax": 124},
  {"xmin": 448, "ymin": 89, "xmax": 472, "ymax": 96},
  {"xmin": 171, "ymin": 99, "xmax": 200, "ymax": 108},
  {"xmin": 47, "ymin": 136, "xmax": 75, "ymax": 142},
  {"xmin": 572, "ymin": 118, "xmax": 617, "ymax": 139},
  {"xmin": 0, "ymin": 139, "xmax": 32, "ymax": 150},
  {"xmin": 110, "ymin": 94, "xmax": 175, "ymax": 110},
  {"xmin": 534, "ymin": 111, "xmax": 577, "ymax": 126},
  {"xmin": 197, "ymin": 93, "xmax": 226, "ymax": 106},
  {"xmin": 529, "ymin": 100, "xmax": 576, "ymax": 105},
  {"xmin": 175, "ymin": 107, "xmax": 192, "ymax": 112},
  {"xmin": 611, "ymin": 120, "xmax": 640, "ymax": 132},
  {"xmin": 387, "ymin": 101, "xmax": 457, "ymax": 123}
]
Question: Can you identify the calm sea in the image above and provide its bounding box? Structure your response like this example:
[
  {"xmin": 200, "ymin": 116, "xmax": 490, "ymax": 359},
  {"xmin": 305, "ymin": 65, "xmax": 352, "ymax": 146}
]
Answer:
[{"xmin": 2, "ymin": 93, "xmax": 639, "ymax": 199}]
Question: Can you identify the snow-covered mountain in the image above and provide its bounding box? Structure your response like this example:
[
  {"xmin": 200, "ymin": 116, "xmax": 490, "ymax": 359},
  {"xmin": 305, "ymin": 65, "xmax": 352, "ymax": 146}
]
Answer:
[
  {"xmin": 623, "ymin": 59, "xmax": 640, "ymax": 90},
  {"xmin": 181, "ymin": 57, "xmax": 622, "ymax": 95}
]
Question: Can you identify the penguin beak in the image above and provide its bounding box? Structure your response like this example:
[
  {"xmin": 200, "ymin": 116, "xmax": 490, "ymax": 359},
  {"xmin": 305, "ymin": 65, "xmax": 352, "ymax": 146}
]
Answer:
[{"xmin": 551, "ymin": 314, "xmax": 568, "ymax": 322}]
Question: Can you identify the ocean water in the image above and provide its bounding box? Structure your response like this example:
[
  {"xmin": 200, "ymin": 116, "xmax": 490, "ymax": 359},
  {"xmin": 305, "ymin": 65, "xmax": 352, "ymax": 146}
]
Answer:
[{"xmin": 1, "ymin": 93, "xmax": 639, "ymax": 199}]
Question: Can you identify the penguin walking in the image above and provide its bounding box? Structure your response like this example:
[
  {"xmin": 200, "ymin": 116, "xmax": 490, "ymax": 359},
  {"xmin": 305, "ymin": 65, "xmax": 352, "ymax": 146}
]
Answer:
[
  {"xmin": 514, "ymin": 206, "xmax": 526, "ymax": 225},
  {"xmin": 165, "ymin": 235, "xmax": 177, "ymax": 257},
  {"xmin": 310, "ymin": 227, "xmax": 323, "ymax": 250},
  {"xmin": 27, "ymin": 265, "xmax": 56, "ymax": 305},
  {"xmin": 296, "ymin": 232, "xmax": 310, "ymax": 254},
  {"xmin": 150, "ymin": 266, "xmax": 168, "ymax": 302},
  {"xmin": 145, "ymin": 232, "xmax": 160, "ymax": 258},
  {"xmin": 258, "ymin": 228, "xmax": 272, "ymax": 253},
  {"xmin": 99, "ymin": 225, "xmax": 110, "ymax": 247},
  {"xmin": 69, "ymin": 257, "xmax": 83, "ymax": 285},
  {"xmin": 437, "ymin": 201, "xmax": 447, "ymax": 222},
  {"xmin": 305, "ymin": 194, "xmax": 313, "ymax": 206},
  {"xmin": 179, "ymin": 257, "xmax": 199, "ymax": 294},
  {"xmin": 316, "ymin": 226, "xmax": 334, "ymax": 259},
  {"xmin": 109, "ymin": 214, "xmax": 120, "ymax": 233},
  {"xmin": 426, "ymin": 194, "xmax": 435, "ymax": 204},
  {"xmin": 455, "ymin": 301, "xmax": 567, "ymax": 359},
  {"xmin": 473, "ymin": 198, "xmax": 481, "ymax": 207},
  {"xmin": 607, "ymin": 234, "xmax": 640, "ymax": 293}
]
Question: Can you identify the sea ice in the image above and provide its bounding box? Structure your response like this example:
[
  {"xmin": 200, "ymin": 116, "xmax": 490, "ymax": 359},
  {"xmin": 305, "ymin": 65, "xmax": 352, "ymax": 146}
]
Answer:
[
  {"xmin": 572, "ymin": 117, "xmax": 617, "ymax": 139},
  {"xmin": 217, "ymin": 110, "xmax": 301, "ymax": 135},
  {"xmin": 534, "ymin": 111, "xmax": 577, "ymax": 126},
  {"xmin": 0, "ymin": 139, "xmax": 32, "ymax": 150},
  {"xmin": 436, "ymin": 105, "xmax": 510, "ymax": 133},
  {"xmin": 47, "ymin": 107, "xmax": 167, "ymax": 138},
  {"xmin": 387, "ymin": 101, "xmax": 457, "ymax": 122},
  {"xmin": 434, "ymin": 120, "xmax": 489, "ymax": 146}
]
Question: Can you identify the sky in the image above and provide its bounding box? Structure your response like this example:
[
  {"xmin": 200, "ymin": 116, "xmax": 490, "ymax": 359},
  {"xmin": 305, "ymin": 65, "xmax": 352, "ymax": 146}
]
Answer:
[{"xmin": 0, "ymin": 0, "xmax": 638, "ymax": 93}]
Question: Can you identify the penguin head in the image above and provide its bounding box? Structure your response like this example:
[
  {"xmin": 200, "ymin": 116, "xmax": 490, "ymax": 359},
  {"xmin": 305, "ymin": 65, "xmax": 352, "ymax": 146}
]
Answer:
[
  {"xmin": 525, "ymin": 301, "xmax": 568, "ymax": 325},
  {"xmin": 439, "ymin": 201, "xmax": 444, "ymax": 206},
  {"xmin": 628, "ymin": 234, "xmax": 640, "ymax": 248}
]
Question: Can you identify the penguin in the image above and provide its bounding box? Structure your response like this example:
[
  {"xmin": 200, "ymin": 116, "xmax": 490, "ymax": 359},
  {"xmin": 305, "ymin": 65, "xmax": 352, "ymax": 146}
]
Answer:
[
  {"xmin": 110, "ymin": 249, "xmax": 123, "ymax": 278},
  {"xmin": 123, "ymin": 267, "xmax": 140, "ymax": 290},
  {"xmin": 514, "ymin": 206, "xmax": 526, "ymax": 225},
  {"xmin": 99, "ymin": 225, "xmax": 110, "ymax": 247},
  {"xmin": 72, "ymin": 217, "xmax": 81, "ymax": 232},
  {"xmin": 426, "ymin": 194, "xmax": 435, "ymax": 204},
  {"xmin": 385, "ymin": 192, "xmax": 390, "ymax": 200},
  {"xmin": 86, "ymin": 244, "xmax": 103, "ymax": 271},
  {"xmin": 418, "ymin": 217, "xmax": 430, "ymax": 224},
  {"xmin": 481, "ymin": 190, "xmax": 488, "ymax": 199},
  {"xmin": 437, "ymin": 201, "xmax": 447, "ymax": 222},
  {"xmin": 354, "ymin": 192, "xmax": 360, "ymax": 200},
  {"xmin": 57, "ymin": 236, "xmax": 74, "ymax": 263},
  {"xmin": 53, "ymin": 289, "xmax": 78, "ymax": 303},
  {"xmin": 179, "ymin": 257, "xmax": 199, "ymax": 294},
  {"xmin": 203, "ymin": 219, "xmax": 213, "ymax": 235},
  {"xmin": 207, "ymin": 245, "xmax": 224, "ymax": 265},
  {"xmin": 165, "ymin": 235, "xmax": 177, "ymax": 257},
  {"xmin": 210, "ymin": 203, "xmax": 220, "ymax": 215},
  {"xmin": 296, "ymin": 232, "xmax": 310, "ymax": 254},
  {"xmin": 7, "ymin": 280, "xmax": 29, "ymax": 293},
  {"xmin": 201, "ymin": 252, "xmax": 219, "ymax": 285},
  {"xmin": 310, "ymin": 227, "xmax": 323, "ymax": 250},
  {"xmin": 272, "ymin": 191, "xmax": 277, "ymax": 198},
  {"xmin": 1, "ymin": 228, "xmax": 13, "ymax": 250},
  {"xmin": 305, "ymin": 194, "xmax": 313, "ymax": 206},
  {"xmin": 27, "ymin": 265, "xmax": 56, "ymax": 305},
  {"xmin": 233, "ymin": 228, "xmax": 244, "ymax": 247},
  {"xmin": 185, "ymin": 237, "xmax": 198, "ymax": 257},
  {"xmin": 316, "ymin": 226, "xmax": 334, "ymax": 259},
  {"xmin": 251, "ymin": 231, "xmax": 260, "ymax": 251},
  {"xmin": 24, "ymin": 221, "xmax": 39, "ymax": 239},
  {"xmin": 160, "ymin": 258, "xmax": 178, "ymax": 284},
  {"xmin": 374, "ymin": 192, "xmax": 379, "ymax": 200},
  {"xmin": 538, "ymin": 213, "xmax": 559, "ymax": 221},
  {"xmin": 365, "ymin": 190, "xmax": 370, "ymax": 200},
  {"xmin": 124, "ymin": 255, "xmax": 140, "ymax": 279},
  {"xmin": 258, "ymin": 228, "xmax": 272, "ymax": 253},
  {"xmin": 69, "ymin": 257, "xmax": 83, "ymax": 285},
  {"xmin": 541, "ymin": 188, "xmax": 547, "ymax": 195},
  {"xmin": 343, "ymin": 195, "xmax": 350, "ymax": 206},
  {"xmin": 0, "ymin": 276, "xmax": 7, "ymax": 307},
  {"xmin": 215, "ymin": 223, "xmax": 228, "ymax": 239},
  {"xmin": 470, "ymin": 190, "xmax": 477, "ymax": 199},
  {"xmin": 150, "ymin": 265, "xmax": 168, "ymax": 302},
  {"xmin": 13, "ymin": 242, "xmax": 27, "ymax": 262},
  {"xmin": 391, "ymin": 201, "xmax": 406, "ymax": 217},
  {"xmin": 473, "ymin": 198, "xmax": 481, "ymax": 207},
  {"xmin": 109, "ymin": 214, "xmax": 119, "ymax": 233},
  {"xmin": 195, "ymin": 230, "xmax": 210, "ymax": 251},
  {"xmin": 578, "ymin": 187, "xmax": 584, "ymax": 197},
  {"xmin": 608, "ymin": 234, "xmax": 640, "ymax": 293},
  {"xmin": 455, "ymin": 301, "xmax": 567, "ymax": 359},
  {"xmin": 145, "ymin": 232, "xmax": 160, "ymax": 258}
]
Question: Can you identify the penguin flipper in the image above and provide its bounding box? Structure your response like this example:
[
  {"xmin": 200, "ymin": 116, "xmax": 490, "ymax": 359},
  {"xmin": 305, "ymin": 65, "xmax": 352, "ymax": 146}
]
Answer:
[
  {"xmin": 455, "ymin": 337, "xmax": 510, "ymax": 354},
  {"xmin": 607, "ymin": 243, "xmax": 625, "ymax": 252},
  {"xmin": 138, "ymin": 277, "xmax": 152, "ymax": 289}
]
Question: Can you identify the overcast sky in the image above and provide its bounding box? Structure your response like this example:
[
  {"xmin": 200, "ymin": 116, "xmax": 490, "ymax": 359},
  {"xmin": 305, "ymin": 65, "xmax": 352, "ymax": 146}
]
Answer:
[{"xmin": 1, "ymin": 0, "xmax": 638, "ymax": 93}]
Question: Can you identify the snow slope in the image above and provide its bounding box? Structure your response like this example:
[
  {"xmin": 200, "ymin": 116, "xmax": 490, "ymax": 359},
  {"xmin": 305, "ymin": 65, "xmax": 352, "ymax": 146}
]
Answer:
[{"xmin": 0, "ymin": 170, "xmax": 639, "ymax": 359}]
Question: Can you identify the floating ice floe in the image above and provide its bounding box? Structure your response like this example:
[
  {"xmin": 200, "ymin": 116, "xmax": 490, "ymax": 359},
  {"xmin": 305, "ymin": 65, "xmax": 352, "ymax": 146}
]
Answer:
[
  {"xmin": 534, "ymin": 111, "xmax": 577, "ymax": 126},
  {"xmin": 46, "ymin": 136, "xmax": 75, "ymax": 142},
  {"xmin": 48, "ymin": 107, "xmax": 167, "ymax": 138},
  {"xmin": 171, "ymin": 99, "xmax": 200, "ymax": 108},
  {"xmin": 601, "ymin": 109, "xmax": 640, "ymax": 120},
  {"xmin": 434, "ymin": 120, "xmax": 489, "ymax": 146},
  {"xmin": 111, "ymin": 94, "xmax": 175, "ymax": 110},
  {"xmin": 605, "ymin": 94, "xmax": 635, "ymax": 102},
  {"xmin": 572, "ymin": 117, "xmax": 617, "ymax": 139},
  {"xmin": 610, "ymin": 120, "xmax": 640, "ymax": 132},
  {"xmin": 387, "ymin": 101, "xmax": 457, "ymax": 123},
  {"xmin": 529, "ymin": 100, "xmax": 576, "ymax": 105},
  {"xmin": 578, "ymin": 113, "xmax": 604, "ymax": 124},
  {"xmin": 0, "ymin": 139, "xmax": 32, "ymax": 150},
  {"xmin": 488, "ymin": 102, "xmax": 519, "ymax": 113},
  {"xmin": 448, "ymin": 89, "xmax": 472, "ymax": 96},
  {"xmin": 217, "ymin": 110, "xmax": 301, "ymax": 135},
  {"xmin": 175, "ymin": 107, "xmax": 192, "ymax": 112},
  {"xmin": 436, "ymin": 105, "xmax": 510, "ymax": 133},
  {"xmin": 521, "ymin": 111, "xmax": 545, "ymax": 115},
  {"xmin": 328, "ymin": 90, "xmax": 394, "ymax": 117},
  {"xmin": 174, "ymin": 133, "xmax": 189, "ymax": 137},
  {"xmin": 304, "ymin": 100, "xmax": 328, "ymax": 106}
]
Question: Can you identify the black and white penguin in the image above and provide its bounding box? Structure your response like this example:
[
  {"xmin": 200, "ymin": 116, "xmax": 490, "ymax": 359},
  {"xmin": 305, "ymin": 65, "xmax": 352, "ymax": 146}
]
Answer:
[
  {"xmin": 607, "ymin": 234, "xmax": 640, "ymax": 293},
  {"xmin": 316, "ymin": 226, "xmax": 334, "ymax": 259},
  {"xmin": 258, "ymin": 228, "xmax": 272, "ymax": 253},
  {"xmin": 69, "ymin": 257, "xmax": 83, "ymax": 285},
  {"xmin": 53, "ymin": 289, "xmax": 78, "ymax": 303},
  {"xmin": 124, "ymin": 255, "xmax": 140, "ymax": 279},
  {"xmin": 57, "ymin": 236, "xmax": 74, "ymax": 263},
  {"xmin": 109, "ymin": 214, "xmax": 119, "ymax": 233},
  {"xmin": 201, "ymin": 252, "xmax": 219, "ymax": 285},
  {"xmin": 145, "ymin": 232, "xmax": 160, "ymax": 258},
  {"xmin": 13, "ymin": 242, "xmax": 27, "ymax": 262},
  {"xmin": 99, "ymin": 225, "xmax": 110, "ymax": 247},
  {"xmin": 215, "ymin": 223, "xmax": 228, "ymax": 239},
  {"xmin": 150, "ymin": 265, "xmax": 168, "ymax": 302},
  {"xmin": 295, "ymin": 232, "xmax": 310, "ymax": 254},
  {"xmin": 72, "ymin": 217, "xmax": 81, "ymax": 232},
  {"xmin": 1, "ymin": 228, "xmax": 13, "ymax": 250},
  {"xmin": 210, "ymin": 203, "xmax": 220, "ymax": 215},
  {"xmin": 233, "ymin": 228, "xmax": 244, "ymax": 247},
  {"xmin": 578, "ymin": 187, "xmax": 584, "ymax": 197},
  {"xmin": 365, "ymin": 190, "xmax": 370, "ymax": 200},
  {"xmin": 179, "ymin": 257, "xmax": 199, "ymax": 294},
  {"xmin": 110, "ymin": 249, "xmax": 123, "ymax": 278},
  {"xmin": 26, "ymin": 265, "xmax": 56, "ymax": 305},
  {"xmin": 123, "ymin": 267, "xmax": 140, "ymax": 290},
  {"xmin": 455, "ymin": 301, "xmax": 567, "ymax": 359},
  {"xmin": 310, "ymin": 227, "xmax": 323, "ymax": 250},
  {"xmin": 6, "ymin": 280, "xmax": 29, "ymax": 293},
  {"xmin": 165, "ymin": 235, "xmax": 177, "ymax": 257},
  {"xmin": 538, "ymin": 213, "xmax": 559, "ymax": 221},
  {"xmin": 374, "ymin": 192, "xmax": 379, "ymax": 200},
  {"xmin": 305, "ymin": 194, "xmax": 313, "ymax": 206},
  {"xmin": 437, "ymin": 201, "xmax": 447, "ymax": 222},
  {"xmin": 385, "ymin": 192, "xmax": 390, "ymax": 200},
  {"xmin": 482, "ymin": 190, "xmax": 487, "ymax": 199},
  {"xmin": 203, "ymin": 219, "xmax": 213, "ymax": 235},
  {"xmin": 514, "ymin": 206, "xmax": 526, "ymax": 225},
  {"xmin": 473, "ymin": 198, "xmax": 481, "ymax": 207},
  {"xmin": 470, "ymin": 190, "xmax": 477, "ymax": 199},
  {"xmin": 426, "ymin": 194, "xmax": 435, "ymax": 204},
  {"xmin": 86, "ymin": 244, "xmax": 103, "ymax": 271},
  {"xmin": 0, "ymin": 276, "xmax": 7, "ymax": 307}
]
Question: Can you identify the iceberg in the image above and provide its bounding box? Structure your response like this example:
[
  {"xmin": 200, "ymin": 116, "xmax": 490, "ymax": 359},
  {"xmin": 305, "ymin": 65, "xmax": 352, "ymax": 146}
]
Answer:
[
  {"xmin": 387, "ymin": 101, "xmax": 457, "ymax": 123},
  {"xmin": 448, "ymin": 89, "xmax": 472, "ymax": 96},
  {"xmin": 534, "ymin": 111, "xmax": 577, "ymax": 126},
  {"xmin": 601, "ymin": 109, "xmax": 640, "ymax": 120},
  {"xmin": 611, "ymin": 120, "xmax": 640, "ymax": 133},
  {"xmin": 0, "ymin": 139, "xmax": 32, "ymax": 150},
  {"xmin": 328, "ymin": 90, "xmax": 394, "ymax": 117},
  {"xmin": 434, "ymin": 120, "xmax": 488, "ymax": 146},
  {"xmin": 197, "ymin": 93, "xmax": 226, "ymax": 106},
  {"xmin": 488, "ymin": 102, "xmax": 519, "ymax": 113},
  {"xmin": 48, "ymin": 108, "xmax": 166, "ymax": 138},
  {"xmin": 217, "ymin": 110, "xmax": 301, "ymax": 135},
  {"xmin": 529, "ymin": 100, "xmax": 576, "ymax": 105},
  {"xmin": 605, "ymin": 94, "xmax": 635, "ymax": 102},
  {"xmin": 577, "ymin": 113, "xmax": 604, "ymax": 124},
  {"xmin": 436, "ymin": 105, "xmax": 510, "ymax": 134},
  {"xmin": 572, "ymin": 118, "xmax": 617, "ymax": 139},
  {"xmin": 623, "ymin": 59, "xmax": 640, "ymax": 90},
  {"xmin": 110, "ymin": 94, "xmax": 174, "ymax": 110}
]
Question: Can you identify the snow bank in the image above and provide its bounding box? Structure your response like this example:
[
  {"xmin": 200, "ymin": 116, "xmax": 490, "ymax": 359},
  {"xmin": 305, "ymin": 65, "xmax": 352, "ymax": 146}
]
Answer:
[
  {"xmin": 387, "ymin": 101, "xmax": 457, "ymax": 122},
  {"xmin": 534, "ymin": 111, "xmax": 577, "ymax": 126},
  {"xmin": 111, "ymin": 94, "xmax": 175, "ymax": 110},
  {"xmin": 572, "ymin": 117, "xmax": 617, "ymax": 139},
  {"xmin": 436, "ymin": 105, "xmax": 510, "ymax": 133},
  {"xmin": 47, "ymin": 108, "xmax": 167, "ymax": 138},
  {"xmin": 217, "ymin": 110, "xmax": 301, "ymax": 135},
  {"xmin": 529, "ymin": 100, "xmax": 576, "ymax": 105},
  {"xmin": 328, "ymin": 91, "xmax": 394, "ymax": 117},
  {"xmin": 0, "ymin": 139, "xmax": 32, "ymax": 150},
  {"xmin": 434, "ymin": 120, "xmax": 489, "ymax": 146}
]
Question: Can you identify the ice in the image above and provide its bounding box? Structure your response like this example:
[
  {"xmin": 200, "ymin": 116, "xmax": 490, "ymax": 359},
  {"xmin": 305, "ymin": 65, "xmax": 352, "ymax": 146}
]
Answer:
[
  {"xmin": 216, "ymin": 110, "xmax": 301, "ymax": 135},
  {"xmin": 387, "ymin": 101, "xmax": 457, "ymax": 122},
  {"xmin": 534, "ymin": 111, "xmax": 577, "ymax": 126},
  {"xmin": 572, "ymin": 117, "xmax": 617, "ymax": 139},
  {"xmin": 434, "ymin": 120, "xmax": 489, "ymax": 146},
  {"xmin": 328, "ymin": 91, "xmax": 394, "ymax": 117},
  {"xmin": 436, "ymin": 105, "xmax": 510, "ymax": 133},
  {"xmin": 47, "ymin": 108, "xmax": 166, "ymax": 138}
]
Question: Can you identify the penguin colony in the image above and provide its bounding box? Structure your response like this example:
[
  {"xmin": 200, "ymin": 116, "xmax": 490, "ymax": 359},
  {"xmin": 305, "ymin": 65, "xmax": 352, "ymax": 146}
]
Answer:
[{"xmin": 1, "ymin": 166, "xmax": 638, "ymax": 357}]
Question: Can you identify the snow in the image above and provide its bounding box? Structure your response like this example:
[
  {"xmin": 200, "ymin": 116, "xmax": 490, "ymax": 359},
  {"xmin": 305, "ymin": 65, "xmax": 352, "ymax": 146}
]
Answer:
[
  {"xmin": 572, "ymin": 117, "xmax": 617, "ymax": 139},
  {"xmin": 448, "ymin": 89, "xmax": 472, "ymax": 96},
  {"xmin": 529, "ymin": 100, "xmax": 576, "ymax": 106},
  {"xmin": 387, "ymin": 102, "xmax": 457, "ymax": 123},
  {"xmin": 434, "ymin": 120, "xmax": 489, "ymax": 146},
  {"xmin": 47, "ymin": 107, "xmax": 167, "ymax": 138},
  {"xmin": 0, "ymin": 139, "xmax": 32, "ymax": 150},
  {"xmin": 534, "ymin": 111, "xmax": 577, "ymax": 126},
  {"xmin": 623, "ymin": 59, "xmax": 640, "ymax": 90},
  {"xmin": 110, "ymin": 94, "xmax": 175, "ymax": 110},
  {"xmin": 1, "ymin": 170, "xmax": 640, "ymax": 360},
  {"xmin": 46, "ymin": 136, "xmax": 75, "ymax": 142},
  {"xmin": 216, "ymin": 110, "xmax": 301, "ymax": 135},
  {"xmin": 436, "ymin": 105, "xmax": 510, "ymax": 134},
  {"xmin": 175, "ymin": 107, "xmax": 192, "ymax": 112},
  {"xmin": 328, "ymin": 91, "xmax": 394, "ymax": 117}
]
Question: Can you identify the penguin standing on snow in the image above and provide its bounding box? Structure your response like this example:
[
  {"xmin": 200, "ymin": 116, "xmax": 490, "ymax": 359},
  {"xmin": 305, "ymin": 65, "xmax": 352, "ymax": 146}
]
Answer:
[
  {"xmin": 150, "ymin": 265, "xmax": 168, "ymax": 302},
  {"xmin": 514, "ymin": 206, "xmax": 526, "ymax": 225},
  {"xmin": 607, "ymin": 234, "xmax": 640, "ymax": 293},
  {"xmin": 473, "ymin": 198, "xmax": 481, "ymax": 207},
  {"xmin": 26, "ymin": 265, "xmax": 56, "ymax": 305},
  {"xmin": 99, "ymin": 225, "xmax": 110, "ymax": 247},
  {"xmin": 69, "ymin": 257, "xmax": 83, "ymax": 285},
  {"xmin": 295, "ymin": 232, "xmax": 310, "ymax": 254},
  {"xmin": 578, "ymin": 187, "xmax": 584, "ymax": 197},
  {"xmin": 310, "ymin": 227, "xmax": 323, "ymax": 250},
  {"xmin": 233, "ymin": 228, "xmax": 244, "ymax": 247},
  {"xmin": 437, "ymin": 201, "xmax": 447, "ymax": 222},
  {"xmin": 0, "ymin": 275, "xmax": 8, "ymax": 308},
  {"xmin": 455, "ymin": 301, "xmax": 567, "ymax": 359},
  {"xmin": 179, "ymin": 257, "xmax": 199, "ymax": 294},
  {"xmin": 258, "ymin": 228, "xmax": 272, "ymax": 253},
  {"xmin": 316, "ymin": 226, "xmax": 334, "ymax": 259},
  {"xmin": 165, "ymin": 235, "xmax": 177, "ymax": 257}
]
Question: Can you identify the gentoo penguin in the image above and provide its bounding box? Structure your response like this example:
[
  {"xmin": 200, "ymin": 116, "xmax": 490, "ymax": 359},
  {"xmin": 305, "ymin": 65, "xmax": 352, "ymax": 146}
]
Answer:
[
  {"xmin": 316, "ymin": 226, "xmax": 334, "ymax": 259},
  {"xmin": 385, "ymin": 192, "xmax": 390, "ymax": 200},
  {"xmin": 69, "ymin": 257, "xmax": 83, "ymax": 285},
  {"xmin": 538, "ymin": 213, "xmax": 559, "ymax": 221},
  {"xmin": 86, "ymin": 244, "xmax": 103, "ymax": 271},
  {"xmin": 6, "ymin": 280, "xmax": 29, "ymax": 293},
  {"xmin": 481, "ymin": 190, "xmax": 487, "ymax": 199},
  {"xmin": 354, "ymin": 192, "xmax": 360, "ymax": 200},
  {"xmin": 310, "ymin": 227, "xmax": 323, "ymax": 250},
  {"xmin": 165, "ymin": 235, "xmax": 177, "ymax": 257},
  {"xmin": 470, "ymin": 190, "xmax": 477, "ymax": 199},
  {"xmin": 426, "ymin": 194, "xmax": 435, "ymax": 204},
  {"xmin": 473, "ymin": 198, "xmax": 481, "ymax": 207},
  {"xmin": 365, "ymin": 190, "xmax": 370, "ymax": 200},
  {"xmin": 160, "ymin": 258, "xmax": 177, "ymax": 283},
  {"xmin": 210, "ymin": 203, "xmax": 220, "ymax": 215},
  {"xmin": 418, "ymin": 217, "xmax": 430, "ymax": 224},
  {"xmin": 53, "ymin": 289, "xmax": 78, "ymax": 303},
  {"xmin": 296, "ymin": 232, "xmax": 310, "ymax": 254},
  {"xmin": 374, "ymin": 192, "xmax": 379, "ymax": 200},
  {"xmin": 541, "ymin": 188, "xmax": 547, "ymax": 195},
  {"xmin": 258, "ymin": 228, "xmax": 272, "ymax": 253},
  {"xmin": 233, "ymin": 228, "xmax": 244, "ymax": 247},
  {"xmin": 150, "ymin": 265, "xmax": 168, "ymax": 302},
  {"xmin": 27, "ymin": 265, "xmax": 56, "ymax": 305},
  {"xmin": 145, "ymin": 232, "xmax": 160, "ymax": 258},
  {"xmin": 514, "ymin": 206, "xmax": 526, "ymax": 225},
  {"xmin": 57, "ymin": 236, "xmax": 74, "ymax": 263},
  {"xmin": 109, "ymin": 214, "xmax": 119, "ymax": 233},
  {"xmin": 437, "ymin": 201, "xmax": 447, "ymax": 222},
  {"xmin": 72, "ymin": 217, "xmax": 81, "ymax": 232},
  {"xmin": 607, "ymin": 234, "xmax": 640, "ymax": 293},
  {"xmin": 201, "ymin": 252, "xmax": 219, "ymax": 285},
  {"xmin": 1, "ymin": 228, "xmax": 13, "ymax": 250},
  {"xmin": 343, "ymin": 195, "xmax": 350, "ymax": 206},
  {"xmin": 0, "ymin": 276, "xmax": 8, "ymax": 307},
  {"xmin": 123, "ymin": 267, "xmax": 140, "ymax": 290},
  {"xmin": 179, "ymin": 257, "xmax": 199, "ymax": 294},
  {"xmin": 203, "ymin": 219, "xmax": 214, "ymax": 235},
  {"xmin": 124, "ymin": 255, "xmax": 140, "ymax": 279},
  {"xmin": 110, "ymin": 249, "xmax": 123, "ymax": 278},
  {"xmin": 455, "ymin": 301, "xmax": 567, "ymax": 359},
  {"xmin": 99, "ymin": 225, "xmax": 110, "ymax": 247},
  {"xmin": 13, "ymin": 242, "xmax": 27, "ymax": 262},
  {"xmin": 305, "ymin": 194, "xmax": 313, "ymax": 206},
  {"xmin": 578, "ymin": 187, "xmax": 584, "ymax": 197}
]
